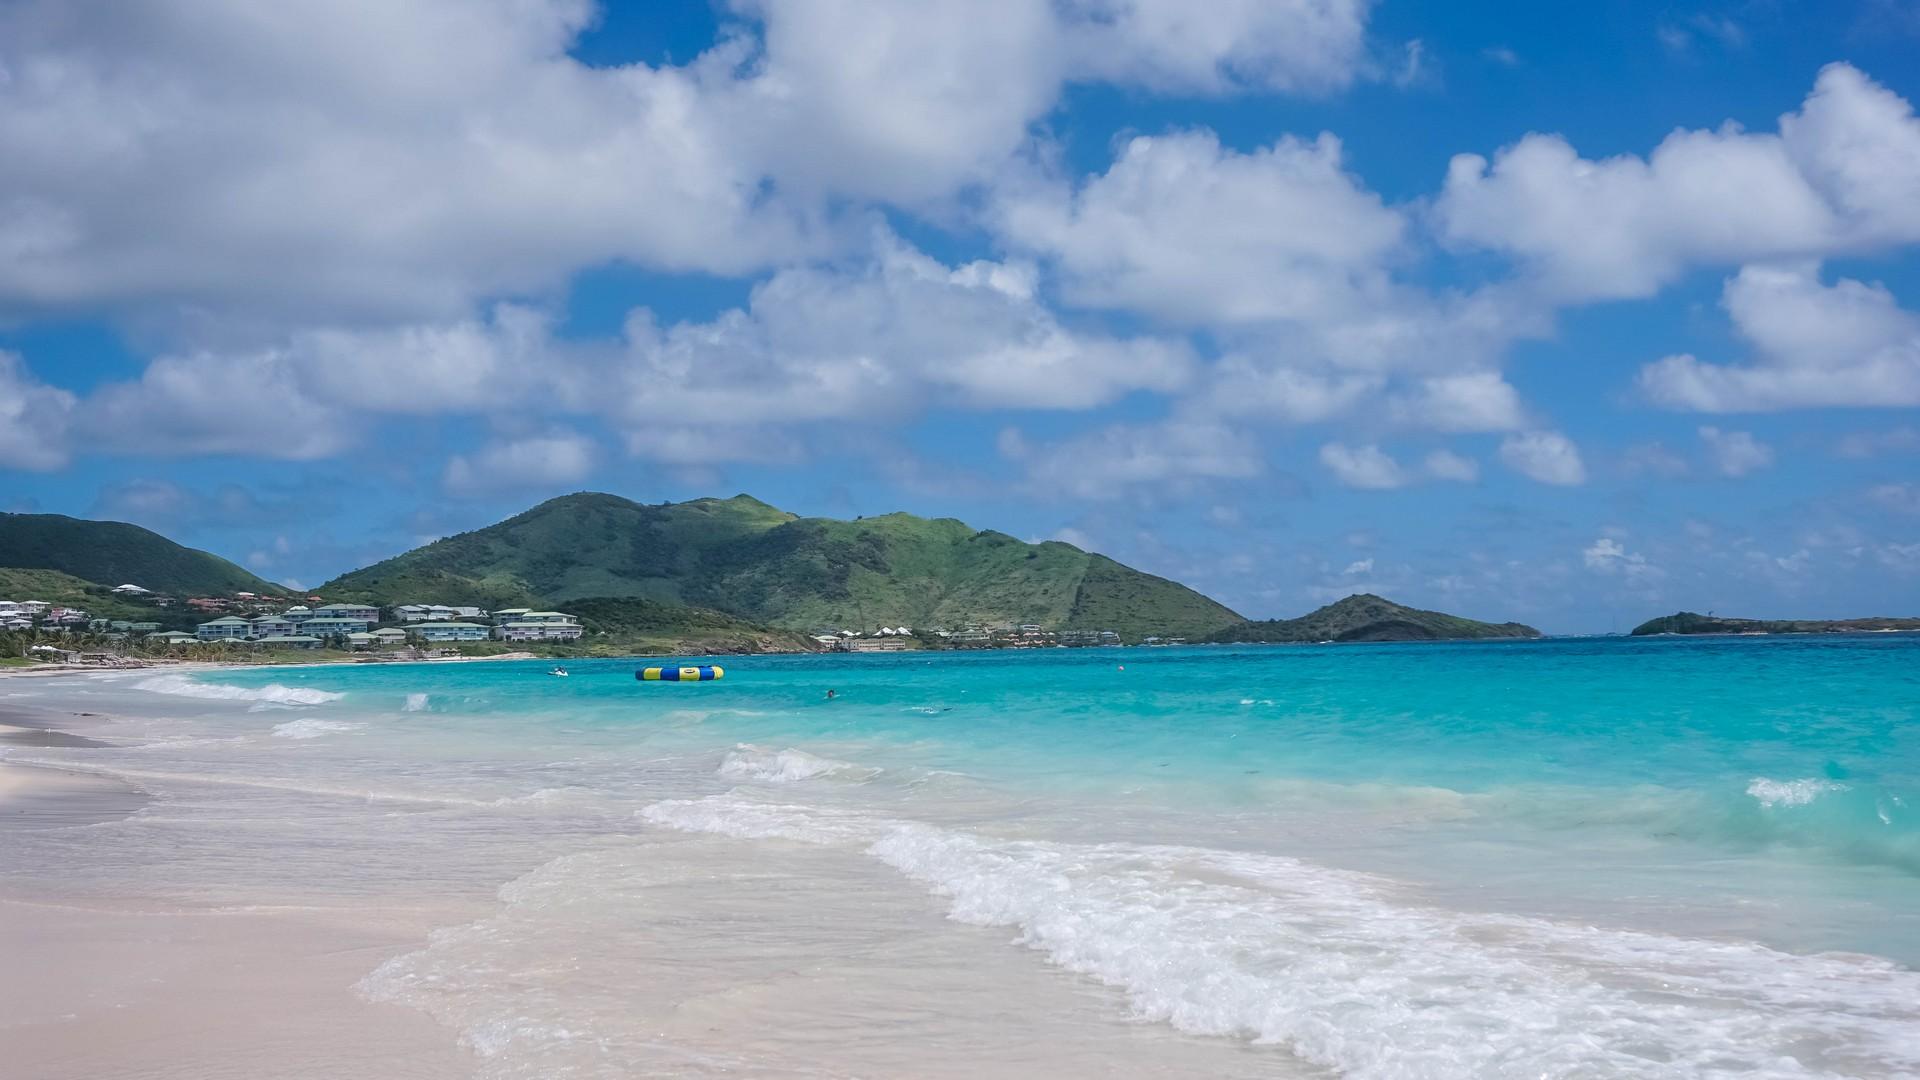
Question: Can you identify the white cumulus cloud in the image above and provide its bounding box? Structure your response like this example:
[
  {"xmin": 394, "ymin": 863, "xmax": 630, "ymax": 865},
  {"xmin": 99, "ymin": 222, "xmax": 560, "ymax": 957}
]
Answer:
[
  {"xmin": 1014, "ymin": 420, "xmax": 1262, "ymax": 500},
  {"xmin": 1318, "ymin": 442, "xmax": 1407, "ymax": 489},
  {"xmin": 443, "ymin": 431, "xmax": 597, "ymax": 496},
  {"xmin": 1499, "ymin": 430, "xmax": 1587, "ymax": 485},
  {"xmin": 1640, "ymin": 263, "xmax": 1920, "ymax": 411},
  {"xmin": 0, "ymin": 0, "xmax": 1377, "ymax": 327},
  {"xmin": 1436, "ymin": 63, "xmax": 1920, "ymax": 302},
  {"xmin": 1582, "ymin": 537, "xmax": 1661, "ymax": 582},
  {"xmin": 0, "ymin": 351, "xmax": 74, "ymax": 470},
  {"xmin": 1698, "ymin": 426, "xmax": 1775, "ymax": 476},
  {"xmin": 1423, "ymin": 448, "xmax": 1480, "ymax": 482}
]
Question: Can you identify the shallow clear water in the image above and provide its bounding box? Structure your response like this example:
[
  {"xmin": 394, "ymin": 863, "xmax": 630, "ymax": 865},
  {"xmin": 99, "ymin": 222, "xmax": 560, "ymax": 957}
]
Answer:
[{"xmin": 4, "ymin": 635, "xmax": 1918, "ymax": 1078}]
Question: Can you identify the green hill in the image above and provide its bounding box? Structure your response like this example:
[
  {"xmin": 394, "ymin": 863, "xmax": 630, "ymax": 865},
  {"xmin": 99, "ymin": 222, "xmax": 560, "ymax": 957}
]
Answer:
[
  {"xmin": 565, "ymin": 597, "xmax": 820, "ymax": 655},
  {"xmin": 1631, "ymin": 611, "xmax": 1920, "ymax": 636},
  {"xmin": 0, "ymin": 568, "xmax": 193, "ymax": 627},
  {"xmin": 1208, "ymin": 594, "xmax": 1541, "ymax": 643},
  {"xmin": 0, "ymin": 513, "xmax": 283, "ymax": 596},
  {"xmin": 322, "ymin": 493, "xmax": 1242, "ymax": 640}
]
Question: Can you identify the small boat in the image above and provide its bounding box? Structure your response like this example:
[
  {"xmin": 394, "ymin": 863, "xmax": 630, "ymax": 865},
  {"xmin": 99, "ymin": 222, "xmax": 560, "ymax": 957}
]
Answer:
[{"xmin": 548, "ymin": 667, "xmax": 569, "ymax": 677}]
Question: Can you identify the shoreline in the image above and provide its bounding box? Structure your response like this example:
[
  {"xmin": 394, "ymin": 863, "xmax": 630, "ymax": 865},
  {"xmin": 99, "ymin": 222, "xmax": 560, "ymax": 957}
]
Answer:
[
  {"xmin": 0, "ymin": 719, "xmax": 149, "ymax": 830},
  {"xmin": 0, "ymin": 696, "xmax": 477, "ymax": 1079},
  {"xmin": 0, "ymin": 716, "xmax": 143, "ymax": 828}
]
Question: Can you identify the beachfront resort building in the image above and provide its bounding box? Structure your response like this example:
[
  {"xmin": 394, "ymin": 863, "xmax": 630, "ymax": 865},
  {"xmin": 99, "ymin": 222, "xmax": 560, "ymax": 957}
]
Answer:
[
  {"xmin": 496, "ymin": 612, "xmax": 584, "ymax": 642},
  {"xmin": 489, "ymin": 608, "xmax": 531, "ymax": 624},
  {"xmin": 394, "ymin": 604, "xmax": 487, "ymax": 622},
  {"xmin": 842, "ymin": 637, "xmax": 912, "ymax": 652},
  {"xmin": 195, "ymin": 616, "xmax": 253, "ymax": 640},
  {"xmin": 1057, "ymin": 630, "xmax": 1123, "ymax": 647},
  {"xmin": 312, "ymin": 603, "xmax": 379, "ymax": 624},
  {"xmin": 255, "ymin": 635, "xmax": 324, "ymax": 650},
  {"xmin": 250, "ymin": 615, "xmax": 297, "ymax": 637},
  {"xmin": 413, "ymin": 622, "xmax": 493, "ymax": 643},
  {"xmin": 302, "ymin": 616, "xmax": 375, "ymax": 636}
]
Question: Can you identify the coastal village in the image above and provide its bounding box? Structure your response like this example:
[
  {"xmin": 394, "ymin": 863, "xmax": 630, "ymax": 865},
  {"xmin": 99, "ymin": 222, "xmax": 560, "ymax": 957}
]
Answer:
[
  {"xmin": 0, "ymin": 582, "xmax": 1152, "ymax": 661},
  {"xmin": 0, "ymin": 584, "xmax": 582, "ymax": 657}
]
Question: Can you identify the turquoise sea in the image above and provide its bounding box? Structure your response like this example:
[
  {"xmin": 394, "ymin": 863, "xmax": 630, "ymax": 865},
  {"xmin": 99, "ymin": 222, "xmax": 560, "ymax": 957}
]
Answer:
[{"xmin": 6, "ymin": 635, "xmax": 1919, "ymax": 1077}]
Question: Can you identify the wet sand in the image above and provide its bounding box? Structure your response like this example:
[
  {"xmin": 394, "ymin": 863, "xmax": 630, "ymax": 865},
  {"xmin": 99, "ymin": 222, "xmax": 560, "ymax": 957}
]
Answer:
[
  {"xmin": 0, "ymin": 706, "xmax": 479, "ymax": 1078},
  {"xmin": 0, "ymin": 898, "xmax": 479, "ymax": 1080},
  {"xmin": 0, "ymin": 722, "xmax": 148, "ymax": 830}
]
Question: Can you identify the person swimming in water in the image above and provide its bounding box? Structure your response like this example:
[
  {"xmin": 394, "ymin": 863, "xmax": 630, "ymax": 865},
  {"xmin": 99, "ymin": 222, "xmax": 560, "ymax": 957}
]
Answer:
[{"xmin": 825, "ymin": 689, "xmax": 837, "ymax": 700}]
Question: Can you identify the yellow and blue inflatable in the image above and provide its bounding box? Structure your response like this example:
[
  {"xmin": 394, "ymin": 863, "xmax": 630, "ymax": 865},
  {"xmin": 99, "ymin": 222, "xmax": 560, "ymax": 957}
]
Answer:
[{"xmin": 637, "ymin": 665, "xmax": 724, "ymax": 682}]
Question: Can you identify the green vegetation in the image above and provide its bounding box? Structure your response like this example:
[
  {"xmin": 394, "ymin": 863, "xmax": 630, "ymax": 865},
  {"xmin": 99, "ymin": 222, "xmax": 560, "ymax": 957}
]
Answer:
[
  {"xmin": 1631, "ymin": 611, "xmax": 1920, "ymax": 636},
  {"xmin": 0, "ymin": 568, "xmax": 195, "ymax": 628},
  {"xmin": 1208, "ymin": 594, "xmax": 1541, "ymax": 643},
  {"xmin": 0, "ymin": 513, "xmax": 282, "ymax": 596},
  {"xmin": 565, "ymin": 596, "xmax": 820, "ymax": 654},
  {"xmin": 323, "ymin": 493, "xmax": 1242, "ymax": 641}
]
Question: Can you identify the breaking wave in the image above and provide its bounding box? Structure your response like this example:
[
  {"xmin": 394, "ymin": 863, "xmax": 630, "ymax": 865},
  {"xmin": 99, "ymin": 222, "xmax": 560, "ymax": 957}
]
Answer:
[
  {"xmin": 270, "ymin": 718, "xmax": 362, "ymax": 740},
  {"xmin": 136, "ymin": 674, "xmax": 343, "ymax": 707},
  {"xmin": 717, "ymin": 744, "xmax": 878, "ymax": 783},
  {"xmin": 1748, "ymin": 776, "xmax": 1848, "ymax": 808},
  {"xmin": 640, "ymin": 794, "xmax": 1920, "ymax": 1079}
]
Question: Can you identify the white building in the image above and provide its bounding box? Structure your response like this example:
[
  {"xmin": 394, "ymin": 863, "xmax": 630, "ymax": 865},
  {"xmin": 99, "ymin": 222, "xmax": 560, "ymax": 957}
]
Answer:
[
  {"xmin": 312, "ymin": 603, "xmax": 379, "ymax": 623},
  {"xmin": 196, "ymin": 616, "xmax": 252, "ymax": 640},
  {"xmin": 414, "ymin": 622, "xmax": 492, "ymax": 643},
  {"xmin": 302, "ymin": 617, "xmax": 375, "ymax": 636},
  {"xmin": 111, "ymin": 584, "xmax": 151, "ymax": 595},
  {"xmin": 394, "ymin": 604, "xmax": 485, "ymax": 622},
  {"xmin": 497, "ymin": 612, "xmax": 583, "ymax": 642}
]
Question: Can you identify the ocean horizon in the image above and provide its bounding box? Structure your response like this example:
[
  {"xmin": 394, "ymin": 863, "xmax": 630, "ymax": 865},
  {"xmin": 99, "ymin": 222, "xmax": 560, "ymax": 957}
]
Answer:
[{"xmin": 4, "ymin": 634, "xmax": 1917, "ymax": 1077}]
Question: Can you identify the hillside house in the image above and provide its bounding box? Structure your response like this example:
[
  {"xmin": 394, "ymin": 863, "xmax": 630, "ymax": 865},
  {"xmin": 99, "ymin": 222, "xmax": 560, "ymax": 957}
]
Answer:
[
  {"xmin": 414, "ymin": 622, "xmax": 492, "ymax": 643},
  {"xmin": 196, "ymin": 616, "xmax": 252, "ymax": 640},
  {"xmin": 312, "ymin": 603, "xmax": 379, "ymax": 623},
  {"xmin": 497, "ymin": 612, "xmax": 583, "ymax": 642},
  {"xmin": 302, "ymin": 616, "xmax": 375, "ymax": 636}
]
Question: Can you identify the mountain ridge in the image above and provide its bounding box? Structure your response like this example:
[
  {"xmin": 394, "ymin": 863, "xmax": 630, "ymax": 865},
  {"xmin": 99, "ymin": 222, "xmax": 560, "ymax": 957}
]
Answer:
[
  {"xmin": 321, "ymin": 492, "xmax": 1245, "ymax": 640},
  {"xmin": 0, "ymin": 513, "xmax": 284, "ymax": 597},
  {"xmin": 1207, "ymin": 593, "xmax": 1542, "ymax": 643},
  {"xmin": 1631, "ymin": 611, "xmax": 1920, "ymax": 636}
]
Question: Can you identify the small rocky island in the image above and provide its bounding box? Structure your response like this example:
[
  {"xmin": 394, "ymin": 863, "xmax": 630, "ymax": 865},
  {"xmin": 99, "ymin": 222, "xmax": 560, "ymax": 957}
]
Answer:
[
  {"xmin": 1631, "ymin": 612, "xmax": 1920, "ymax": 636},
  {"xmin": 1208, "ymin": 594, "xmax": 1541, "ymax": 643}
]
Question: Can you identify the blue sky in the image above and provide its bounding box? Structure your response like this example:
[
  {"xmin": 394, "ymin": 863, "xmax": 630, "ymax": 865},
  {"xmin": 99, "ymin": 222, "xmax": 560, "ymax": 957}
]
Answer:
[{"xmin": 3, "ymin": 0, "xmax": 1919, "ymax": 633}]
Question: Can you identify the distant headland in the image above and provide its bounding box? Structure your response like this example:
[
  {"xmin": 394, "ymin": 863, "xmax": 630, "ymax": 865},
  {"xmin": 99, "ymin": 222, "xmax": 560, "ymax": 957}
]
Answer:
[{"xmin": 1631, "ymin": 612, "xmax": 1920, "ymax": 636}]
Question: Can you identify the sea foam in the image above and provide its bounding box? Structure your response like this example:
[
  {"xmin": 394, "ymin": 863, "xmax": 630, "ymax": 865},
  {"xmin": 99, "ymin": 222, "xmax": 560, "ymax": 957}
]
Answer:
[
  {"xmin": 270, "ymin": 718, "xmax": 362, "ymax": 740},
  {"xmin": 136, "ymin": 674, "xmax": 343, "ymax": 707},
  {"xmin": 1747, "ymin": 776, "xmax": 1849, "ymax": 808},
  {"xmin": 717, "ymin": 744, "xmax": 875, "ymax": 783},
  {"xmin": 640, "ymin": 794, "xmax": 1920, "ymax": 1079}
]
